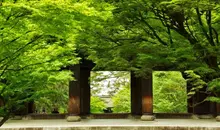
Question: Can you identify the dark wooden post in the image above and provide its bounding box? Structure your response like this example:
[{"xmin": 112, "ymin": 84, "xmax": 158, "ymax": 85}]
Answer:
[
  {"xmin": 27, "ymin": 101, "xmax": 35, "ymax": 114},
  {"xmin": 131, "ymin": 72, "xmax": 142, "ymax": 115},
  {"xmin": 186, "ymin": 83, "xmax": 194, "ymax": 113},
  {"xmin": 13, "ymin": 101, "xmax": 34, "ymax": 117},
  {"xmin": 67, "ymin": 65, "xmax": 81, "ymax": 121},
  {"xmin": 216, "ymin": 102, "xmax": 220, "ymax": 121},
  {"xmin": 141, "ymin": 79, "xmax": 153, "ymax": 114},
  {"xmin": 193, "ymin": 90, "xmax": 211, "ymax": 115},
  {"xmin": 140, "ymin": 73, "xmax": 155, "ymax": 121},
  {"xmin": 217, "ymin": 104, "xmax": 220, "ymax": 114},
  {"xmin": 80, "ymin": 67, "xmax": 91, "ymax": 115}
]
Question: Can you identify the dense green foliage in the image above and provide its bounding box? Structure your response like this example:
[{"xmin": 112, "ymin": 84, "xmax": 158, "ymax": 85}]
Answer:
[
  {"xmin": 79, "ymin": 0, "xmax": 220, "ymax": 73},
  {"xmin": 34, "ymin": 83, "xmax": 69, "ymax": 113},
  {"xmin": 112, "ymin": 85, "xmax": 131, "ymax": 113},
  {"xmin": 153, "ymin": 71, "xmax": 187, "ymax": 113},
  {"xmin": 77, "ymin": 0, "xmax": 220, "ymax": 105},
  {"xmin": 207, "ymin": 78, "xmax": 220, "ymax": 103},
  {"xmin": 90, "ymin": 96, "xmax": 106, "ymax": 113},
  {"xmin": 0, "ymin": 0, "xmax": 81, "ymax": 125}
]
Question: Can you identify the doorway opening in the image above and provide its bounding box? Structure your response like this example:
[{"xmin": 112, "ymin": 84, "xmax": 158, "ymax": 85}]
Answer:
[
  {"xmin": 90, "ymin": 71, "xmax": 131, "ymax": 114},
  {"xmin": 153, "ymin": 71, "xmax": 187, "ymax": 113}
]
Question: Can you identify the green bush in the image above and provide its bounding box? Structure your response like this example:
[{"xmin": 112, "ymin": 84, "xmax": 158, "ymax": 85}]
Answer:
[
  {"xmin": 90, "ymin": 96, "xmax": 105, "ymax": 113},
  {"xmin": 112, "ymin": 85, "xmax": 131, "ymax": 113}
]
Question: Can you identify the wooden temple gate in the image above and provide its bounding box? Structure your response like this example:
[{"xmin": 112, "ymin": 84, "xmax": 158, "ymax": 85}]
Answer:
[
  {"xmin": 21, "ymin": 60, "xmax": 219, "ymax": 121},
  {"xmin": 65, "ymin": 61, "xmax": 219, "ymax": 121},
  {"xmin": 66, "ymin": 61, "xmax": 155, "ymax": 121}
]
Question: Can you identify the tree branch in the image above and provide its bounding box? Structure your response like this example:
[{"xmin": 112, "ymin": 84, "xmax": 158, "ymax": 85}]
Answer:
[
  {"xmin": 138, "ymin": 11, "xmax": 168, "ymax": 46},
  {"xmin": 153, "ymin": 8, "xmax": 197, "ymax": 45},
  {"xmin": 0, "ymin": 35, "xmax": 42, "ymax": 65},
  {"xmin": 5, "ymin": 59, "xmax": 54, "ymax": 71},
  {"xmin": 196, "ymin": 8, "xmax": 215, "ymax": 46},
  {"xmin": 154, "ymin": 9, "xmax": 173, "ymax": 45},
  {"xmin": 212, "ymin": 27, "xmax": 219, "ymax": 45},
  {"xmin": 206, "ymin": 10, "xmax": 215, "ymax": 46},
  {"xmin": 185, "ymin": 18, "xmax": 197, "ymax": 42}
]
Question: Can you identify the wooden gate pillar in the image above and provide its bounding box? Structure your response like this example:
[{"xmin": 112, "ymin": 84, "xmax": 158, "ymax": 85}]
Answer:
[
  {"xmin": 186, "ymin": 83, "xmax": 193, "ymax": 113},
  {"xmin": 140, "ymin": 73, "xmax": 155, "ymax": 121},
  {"xmin": 80, "ymin": 67, "xmax": 91, "ymax": 115},
  {"xmin": 27, "ymin": 101, "xmax": 35, "ymax": 114},
  {"xmin": 67, "ymin": 63, "xmax": 91, "ymax": 121},
  {"xmin": 216, "ymin": 103, "xmax": 220, "ymax": 121},
  {"xmin": 131, "ymin": 72, "xmax": 155, "ymax": 121},
  {"xmin": 131, "ymin": 72, "xmax": 142, "ymax": 115},
  {"xmin": 194, "ymin": 92, "xmax": 211, "ymax": 115},
  {"xmin": 67, "ymin": 65, "xmax": 81, "ymax": 121}
]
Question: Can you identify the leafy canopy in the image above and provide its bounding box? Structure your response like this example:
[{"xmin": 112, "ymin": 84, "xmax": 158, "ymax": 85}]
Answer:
[
  {"xmin": 0, "ymin": 0, "xmax": 89, "ymax": 124},
  {"xmin": 77, "ymin": 0, "xmax": 220, "ymax": 102}
]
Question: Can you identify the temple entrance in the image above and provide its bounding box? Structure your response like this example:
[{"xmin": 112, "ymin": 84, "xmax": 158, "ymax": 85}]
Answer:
[
  {"xmin": 90, "ymin": 71, "xmax": 131, "ymax": 114},
  {"xmin": 153, "ymin": 71, "xmax": 187, "ymax": 113}
]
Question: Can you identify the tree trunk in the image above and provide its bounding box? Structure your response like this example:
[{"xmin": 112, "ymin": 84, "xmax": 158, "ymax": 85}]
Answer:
[{"xmin": 0, "ymin": 114, "xmax": 10, "ymax": 127}]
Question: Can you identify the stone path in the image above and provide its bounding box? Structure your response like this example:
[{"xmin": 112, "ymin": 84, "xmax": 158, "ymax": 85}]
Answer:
[{"xmin": 1, "ymin": 119, "xmax": 220, "ymax": 128}]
